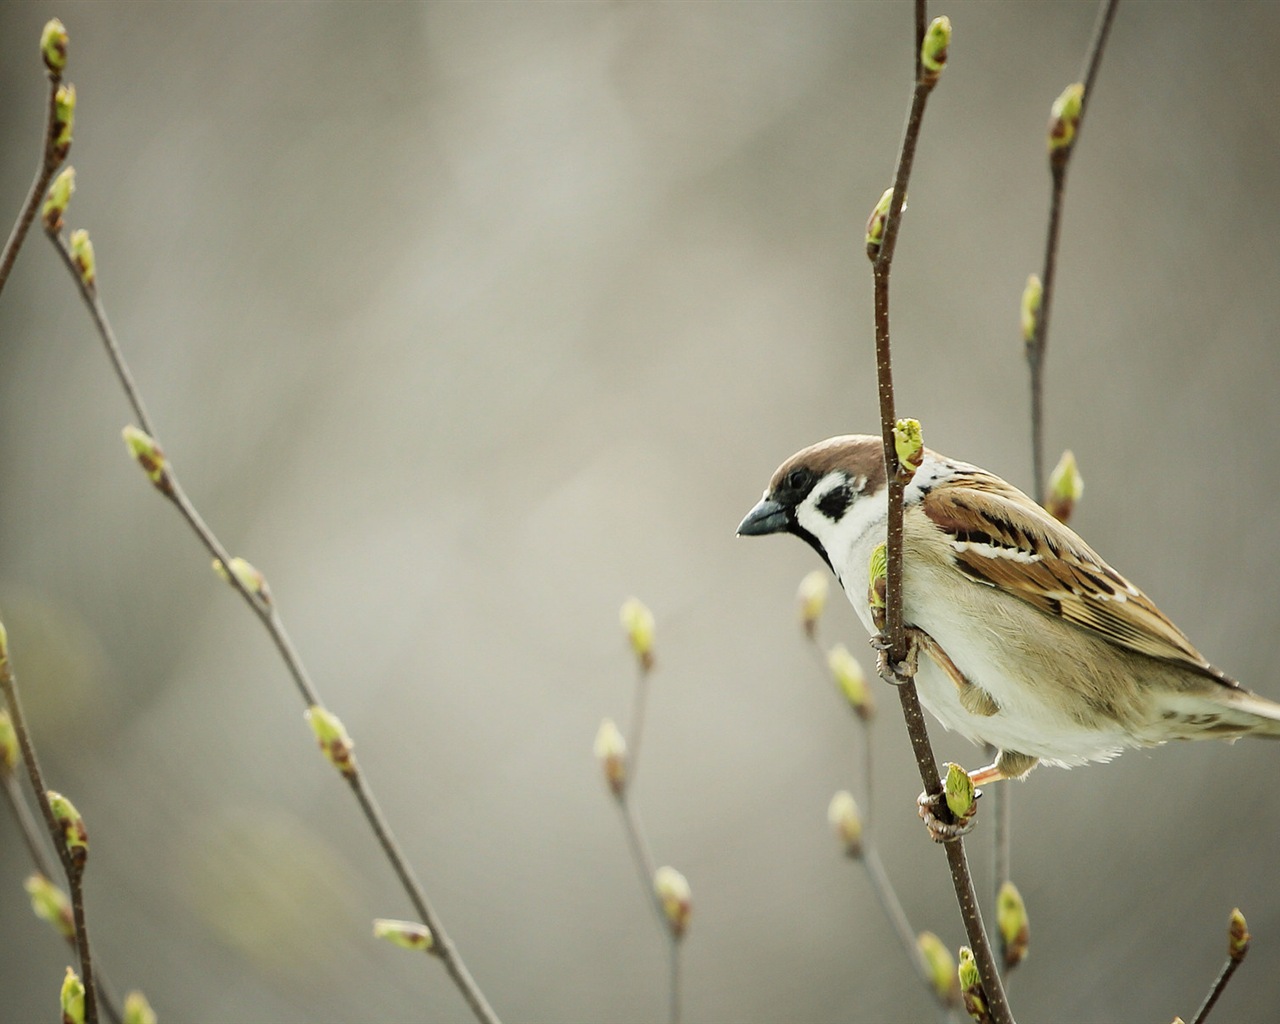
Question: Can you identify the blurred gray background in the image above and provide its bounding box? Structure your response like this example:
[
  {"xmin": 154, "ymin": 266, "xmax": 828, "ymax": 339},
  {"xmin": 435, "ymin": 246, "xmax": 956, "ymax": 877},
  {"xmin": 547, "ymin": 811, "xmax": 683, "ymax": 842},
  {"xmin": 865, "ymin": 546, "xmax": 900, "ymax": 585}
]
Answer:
[{"xmin": 2, "ymin": 2, "xmax": 1279, "ymax": 1022}]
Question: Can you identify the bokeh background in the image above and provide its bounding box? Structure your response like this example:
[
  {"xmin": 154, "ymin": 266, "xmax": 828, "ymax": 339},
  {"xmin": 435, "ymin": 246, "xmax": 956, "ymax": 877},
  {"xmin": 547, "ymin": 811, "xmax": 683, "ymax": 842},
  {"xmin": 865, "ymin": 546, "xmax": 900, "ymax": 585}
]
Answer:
[{"xmin": 2, "ymin": 3, "xmax": 1279, "ymax": 1022}]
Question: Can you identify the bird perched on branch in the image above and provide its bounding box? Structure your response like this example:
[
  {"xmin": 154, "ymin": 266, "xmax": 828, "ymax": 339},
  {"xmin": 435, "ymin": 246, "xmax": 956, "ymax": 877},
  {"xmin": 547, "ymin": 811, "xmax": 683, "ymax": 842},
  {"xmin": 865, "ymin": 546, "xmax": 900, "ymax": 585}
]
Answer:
[{"xmin": 739, "ymin": 434, "xmax": 1280, "ymax": 789}]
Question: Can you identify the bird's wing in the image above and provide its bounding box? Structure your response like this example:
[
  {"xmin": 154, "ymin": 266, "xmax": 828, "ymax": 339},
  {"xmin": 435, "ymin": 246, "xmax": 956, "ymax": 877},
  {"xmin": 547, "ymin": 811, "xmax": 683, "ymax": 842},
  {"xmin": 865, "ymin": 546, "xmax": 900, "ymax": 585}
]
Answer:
[{"xmin": 921, "ymin": 472, "xmax": 1221, "ymax": 677}]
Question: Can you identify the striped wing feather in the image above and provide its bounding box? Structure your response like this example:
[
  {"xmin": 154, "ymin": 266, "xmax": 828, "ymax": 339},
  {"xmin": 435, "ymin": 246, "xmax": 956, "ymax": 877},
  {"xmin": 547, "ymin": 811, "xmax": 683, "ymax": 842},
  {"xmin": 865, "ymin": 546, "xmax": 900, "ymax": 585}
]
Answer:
[{"xmin": 921, "ymin": 471, "xmax": 1217, "ymax": 676}]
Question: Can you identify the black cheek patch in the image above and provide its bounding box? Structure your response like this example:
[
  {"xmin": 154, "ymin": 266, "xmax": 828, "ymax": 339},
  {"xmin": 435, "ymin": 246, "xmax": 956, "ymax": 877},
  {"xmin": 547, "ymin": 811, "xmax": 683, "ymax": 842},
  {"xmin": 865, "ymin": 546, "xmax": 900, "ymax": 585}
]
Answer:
[{"xmin": 816, "ymin": 484, "xmax": 853, "ymax": 522}]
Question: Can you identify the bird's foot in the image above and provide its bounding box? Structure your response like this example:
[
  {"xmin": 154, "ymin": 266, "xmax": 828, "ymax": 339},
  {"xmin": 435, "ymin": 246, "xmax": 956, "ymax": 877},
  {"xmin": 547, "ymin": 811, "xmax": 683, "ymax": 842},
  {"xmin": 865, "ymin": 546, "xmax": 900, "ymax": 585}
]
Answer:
[
  {"xmin": 916, "ymin": 785, "xmax": 981, "ymax": 843},
  {"xmin": 871, "ymin": 627, "xmax": 923, "ymax": 686}
]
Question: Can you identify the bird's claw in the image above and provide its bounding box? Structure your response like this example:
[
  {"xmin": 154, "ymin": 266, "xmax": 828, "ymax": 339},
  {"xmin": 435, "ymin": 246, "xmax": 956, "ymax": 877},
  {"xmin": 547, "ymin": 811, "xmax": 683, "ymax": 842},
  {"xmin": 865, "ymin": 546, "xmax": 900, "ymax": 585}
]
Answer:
[
  {"xmin": 871, "ymin": 629, "xmax": 921, "ymax": 686},
  {"xmin": 916, "ymin": 787, "xmax": 981, "ymax": 843}
]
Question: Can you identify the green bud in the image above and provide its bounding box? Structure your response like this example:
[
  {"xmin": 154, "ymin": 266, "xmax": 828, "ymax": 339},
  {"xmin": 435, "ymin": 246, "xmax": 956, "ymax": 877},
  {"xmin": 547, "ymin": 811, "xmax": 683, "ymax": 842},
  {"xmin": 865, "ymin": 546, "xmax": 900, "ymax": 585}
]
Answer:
[
  {"xmin": 68, "ymin": 228, "xmax": 95, "ymax": 288},
  {"xmin": 593, "ymin": 717, "xmax": 627, "ymax": 796},
  {"xmin": 997, "ymin": 880, "xmax": 1030, "ymax": 969},
  {"xmin": 1048, "ymin": 82, "xmax": 1085, "ymax": 153},
  {"xmin": 121, "ymin": 425, "xmax": 172, "ymax": 496},
  {"xmin": 796, "ymin": 569, "xmax": 829, "ymax": 639},
  {"xmin": 1020, "ymin": 273, "xmax": 1042, "ymax": 344},
  {"xmin": 373, "ymin": 918, "xmax": 435, "ymax": 953},
  {"xmin": 866, "ymin": 187, "xmax": 905, "ymax": 255},
  {"xmin": 47, "ymin": 791, "xmax": 88, "ymax": 870},
  {"xmin": 54, "ymin": 84, "xmax": 76, "ymax": 159},
  {"xmin": 894, "ymin": 418, "xmax": 924, "ymax": 481},
  {"xmin": 943, "ymin": 762, "xmax": 976, "ymax": 823},
  {"xmin": 957, "ymin": 946, "xmax": 986, "ymax": 1022},
  {"xmin": 865, "ymin": 542, "xmax": 885, "ymax": 616},
  {"xmin": 212, "ymin": 556, "xmax": 272, "ymax": 605},
  {"xmin": 122, "ymin": 992, "xmax": 158, "ymax": 1024},
  {"xmin": 826, "ymin": 790, "xmax": 863, "ymax": 858},
  {"xmin": 42, "ymin": 167, "xmax": 75, "ymax": 232},
  {"xmin": 0, "ymin": 710, "xmax": 17, "ymax": 774},
  {"xmin": 61, "ymin": 966, "xmax": 86, "ymax": 1024},
  {"xmin": 920, "ymin": 16, "xmax": 952, "ymax": 86},
  {"xmin": 654, "ymin": 865, "xmax": 692, "ymax": 939},
  {"xmin": 305, "ymin": 706, "xmax": 357, "ymax": 778},
  {"xmin": 827, "ymin": 644, "xmax": 874, "ymax": 721},
  {"xmin": 1044, "ymin": 449, "xmax": 1083, "ymax": 524},
  {"xmin": 41, "ymin": 19, "xmax": 69, "ymax": 74},
  {"xmin": 620, "ymin": 597, "xmax": 655, "ymax": 672},
  {"xmin": 25, "ymin": 874, "xmax": 75, "ymax": 941},
  {"xmin": 1229, "ymin": 907, "xmax": 1250, "ymax": 963},
  {"xmin": 917, "ymin": 931, "xmax": 958, "ymax": 1007}
]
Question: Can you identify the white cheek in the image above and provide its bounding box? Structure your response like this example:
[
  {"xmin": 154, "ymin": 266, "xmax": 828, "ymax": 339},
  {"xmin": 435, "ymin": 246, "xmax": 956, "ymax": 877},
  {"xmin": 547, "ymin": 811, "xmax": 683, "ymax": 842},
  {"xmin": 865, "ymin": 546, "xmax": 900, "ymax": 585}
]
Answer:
[{"xmin": 794, "ymin": 479, "xmax": 887, "ymax": 594}]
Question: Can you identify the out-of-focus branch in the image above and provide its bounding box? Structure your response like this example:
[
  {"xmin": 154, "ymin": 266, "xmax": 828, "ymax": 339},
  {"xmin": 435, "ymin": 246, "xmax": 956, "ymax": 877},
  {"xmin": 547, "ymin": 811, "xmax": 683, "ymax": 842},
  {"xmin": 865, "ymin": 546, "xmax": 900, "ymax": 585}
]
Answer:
[
  {"xmin": 0, "ymin": 19, "xmax": 71, "ymax": 299},
  {"xmin": 43, "ymin": 224, "xmax": 501, "ymax": 1024}
]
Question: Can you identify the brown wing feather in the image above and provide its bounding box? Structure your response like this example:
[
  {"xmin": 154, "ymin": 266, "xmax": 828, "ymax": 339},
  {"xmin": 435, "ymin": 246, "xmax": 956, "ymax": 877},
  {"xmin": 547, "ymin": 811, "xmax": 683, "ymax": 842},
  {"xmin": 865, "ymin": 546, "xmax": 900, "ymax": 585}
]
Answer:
[{"xmin": 921, "ymin": 470, "xmax": 1217, "ymax": 675}]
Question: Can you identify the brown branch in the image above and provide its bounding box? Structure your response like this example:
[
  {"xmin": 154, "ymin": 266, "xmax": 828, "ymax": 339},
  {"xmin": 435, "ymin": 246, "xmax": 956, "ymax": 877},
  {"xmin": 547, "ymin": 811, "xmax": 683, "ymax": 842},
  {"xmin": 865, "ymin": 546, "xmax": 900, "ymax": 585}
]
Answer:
[
  {"xmin": 0, "ymin": 74, "xmax": 64, "ymax": 299},
  {"xmin": 1011, "ymin": 0, "xmax": 1119, "ymax": 936},
  {"xmin": 868, "ymin": 5, "xmax": 1014, "ymax": 1023},
  {"xmin": 1026, "ymin": 0, "xmax": 1120, "ymax": 500},
  {"xmin": 1190, "ymin": 957, "xmax": 1245, "ymax": 1024},
  {"xmin": 44, "ymin": 232, "xmax": 501, "ymax": 1024},
  {"xmin": 0, "ymin": 658, "xmax": 99, "ymax": 1024}
]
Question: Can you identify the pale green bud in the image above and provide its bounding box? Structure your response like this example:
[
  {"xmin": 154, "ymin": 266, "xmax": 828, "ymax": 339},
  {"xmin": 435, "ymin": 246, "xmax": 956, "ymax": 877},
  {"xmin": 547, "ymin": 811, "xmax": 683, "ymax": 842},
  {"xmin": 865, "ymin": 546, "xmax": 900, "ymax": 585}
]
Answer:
[
  {"xmin": 0, "ymin": 710, "xmax": 17, "ymax": 774},
  {"xmin": 68, "ymin": 228, "xmax": 94, "ymax": 288},
  {"xmin": 1044, "ymin": 449, "xmax": 1083, "ymax": 524},
  {"xmin": 61, "ymin": 967, "xmax": 86, "ymax": 1024},
  {"xmin": 305, "ymin": 706, "xmax": 356, "ymax": 778},
  {"xmin": 997, "ymin": 880, "xmax": 1029, "ymax": 969},
  {"xmin": 42, "ymin": 167, "xmax": 75, "ymax": 232},
  {"xmin": 654, "ymin": 865, "xmax": 691, "ymax": 939},
  {"xmin": 796, "ymin": 569, "xmax": 829, "ymax": 639},
  {"xmin": 373, "ymin": 918, "xmax": 435, "ymax": 952},
  {"xmin": 827, "ymin": 644, "xmax": 874, "ymax": 721},
  {"xmin": 47, "ymin": 791, "xmax": 88, "ymax": 870},
  {"xmin": 25, "ymin": 874, "xmax": 75, "ymax": 940},
  {"xmin": 620, "ymin": 597, "xmax": 655, "ymax": 671},
  {"xmin": 917, "ymin": 931, "xmax": 958, "ymax": 1007},
  {"xmin": 865, "ymin": 187, "xmax": 905, "ymax": 254},
  {"xmin": 826, "ymin": 790, "xmax": 863, "ymax": 858},
  {"xmin": 593, "ymin": 717, "xmax": 627, "ymax": 796},
  {"xmin": 1021, "ymin": 273, "xmax": 1042, "ymax": 344},
  {"xmin": 867, "ymin": 542, "xmax": 888, "ymax": 622},
  {"xmin": 42, "ymin": 19, "xmax": 69, "ymax": 74},
  {"xmin": 894, "ymin": 418, "xmax": 924, "ymax": 481},
  {"xmin": 943, "ymin": 762, "xmax": 975, "ymax": 823},
  {"xmin": 54, "ymin": 84, "xmax": 76, "ymax": 159},
  {"xmin": 121, "ymin": 425, "xmax": 171, "ymax": 495},
  {"xmin": 122, "ymin": 991, "xmax": 158, "ymax": 1024},
  {"xmin": 920, "ymin": 16, "xmax": 952, "ymax": 86},
  {"xmin": 1048, "ymin": 83, "xmax": 1085, "ymax": 152},
  {"xmin": 957, "ymin": 946, "xmax": 985, "ymax": 1022},
  {"xmin": 1229, "ymin": 907, "xmax": 1250, "ymax": 962},
  {"xmin": 212, "ymin": 556, "xmax": 272, "ymax": 605}
]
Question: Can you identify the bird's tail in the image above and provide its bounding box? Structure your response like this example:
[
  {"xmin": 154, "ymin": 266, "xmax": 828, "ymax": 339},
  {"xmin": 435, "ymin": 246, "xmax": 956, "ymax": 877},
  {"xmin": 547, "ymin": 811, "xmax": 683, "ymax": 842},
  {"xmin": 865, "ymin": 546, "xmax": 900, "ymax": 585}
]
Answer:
[{"xmin": 1157, "ymin": 685, "xmax": 1280, "ymax": 741}]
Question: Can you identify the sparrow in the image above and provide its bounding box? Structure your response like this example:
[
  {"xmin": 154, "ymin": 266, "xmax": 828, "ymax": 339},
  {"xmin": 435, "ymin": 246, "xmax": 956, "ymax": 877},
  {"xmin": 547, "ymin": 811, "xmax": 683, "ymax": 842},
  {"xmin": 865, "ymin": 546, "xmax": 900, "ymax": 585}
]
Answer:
[{"xmin": 738, "ymin": 434, "xmax": 1280, "ymax": 786}]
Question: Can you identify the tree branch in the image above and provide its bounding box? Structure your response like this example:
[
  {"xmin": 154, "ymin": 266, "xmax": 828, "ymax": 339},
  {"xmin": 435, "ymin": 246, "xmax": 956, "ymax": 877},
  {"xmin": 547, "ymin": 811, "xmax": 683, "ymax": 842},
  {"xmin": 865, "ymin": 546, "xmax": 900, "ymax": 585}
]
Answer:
[{"xmin": 868, "ymin": 5, "xmax": 1014, "ymax": 1022}]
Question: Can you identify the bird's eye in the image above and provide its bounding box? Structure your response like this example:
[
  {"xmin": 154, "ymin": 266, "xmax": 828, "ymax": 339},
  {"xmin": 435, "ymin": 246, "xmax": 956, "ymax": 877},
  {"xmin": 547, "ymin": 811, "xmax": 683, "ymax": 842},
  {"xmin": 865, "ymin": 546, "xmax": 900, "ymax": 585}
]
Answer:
[{"xmin": 785, "ymin": 469, "xmax": 809, "ymax": 492}]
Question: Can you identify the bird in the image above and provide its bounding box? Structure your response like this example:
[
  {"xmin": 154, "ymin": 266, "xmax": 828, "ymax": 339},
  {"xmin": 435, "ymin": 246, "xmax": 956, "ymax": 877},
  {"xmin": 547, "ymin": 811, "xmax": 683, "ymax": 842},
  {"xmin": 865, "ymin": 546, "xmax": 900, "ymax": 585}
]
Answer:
[{"xmin": 738, "ymin": 434, "xmax": 1280, "ymax": 789}]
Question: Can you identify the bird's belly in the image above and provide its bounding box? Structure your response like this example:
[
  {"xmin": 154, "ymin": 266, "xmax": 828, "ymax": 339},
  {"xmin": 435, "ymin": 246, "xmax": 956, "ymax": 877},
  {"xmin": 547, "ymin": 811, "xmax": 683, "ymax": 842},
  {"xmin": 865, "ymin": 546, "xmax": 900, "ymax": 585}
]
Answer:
[{"xmin": 911, "ymin": 658, "xmax": 1128, "ymax": 767}]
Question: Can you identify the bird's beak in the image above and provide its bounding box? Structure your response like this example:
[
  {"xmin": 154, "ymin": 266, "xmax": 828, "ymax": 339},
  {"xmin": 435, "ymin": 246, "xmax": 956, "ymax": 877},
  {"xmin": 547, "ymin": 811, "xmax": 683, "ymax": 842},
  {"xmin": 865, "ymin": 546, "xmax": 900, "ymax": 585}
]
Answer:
[{"xmin": 737, "ymin": 496, "xmax": 789, "ymax": 536}]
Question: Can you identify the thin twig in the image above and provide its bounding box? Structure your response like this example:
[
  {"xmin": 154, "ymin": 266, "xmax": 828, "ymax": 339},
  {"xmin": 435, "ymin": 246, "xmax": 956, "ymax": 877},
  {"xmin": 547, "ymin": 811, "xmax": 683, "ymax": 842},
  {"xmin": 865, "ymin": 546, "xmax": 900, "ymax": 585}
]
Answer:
[
  {"xmin": 868, "ymin": 5, "xmax": 1015, "ymax": 1022},
  {"xmin": 0, "ymin": 670, "xmax": 99, "ymax": 1024},
  {"xmin": 1026, "ymin": 0, "xmax": 1120, "ymax": 501},
  {"xmin": 3, "ymin": 743, "xmax": 124, "ymax": 1024},
  {"xmin": 45, "ymin": 232, "xmax": 501, "ymax": 1024},
  {"xmin": 611, "ymin": 660, "xmax": 682, "ymax": 1024},
  {"xmin": 1013, "ymin": 0, "xmax": 1119, "ymax": 941},
  {"xmin": 1190, "ymin": 956, "xmax": 1245, "ymax": 1024},
  {"xmin": 0, "ymin": 75, "xmax": 63, "ymax": 298}
]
